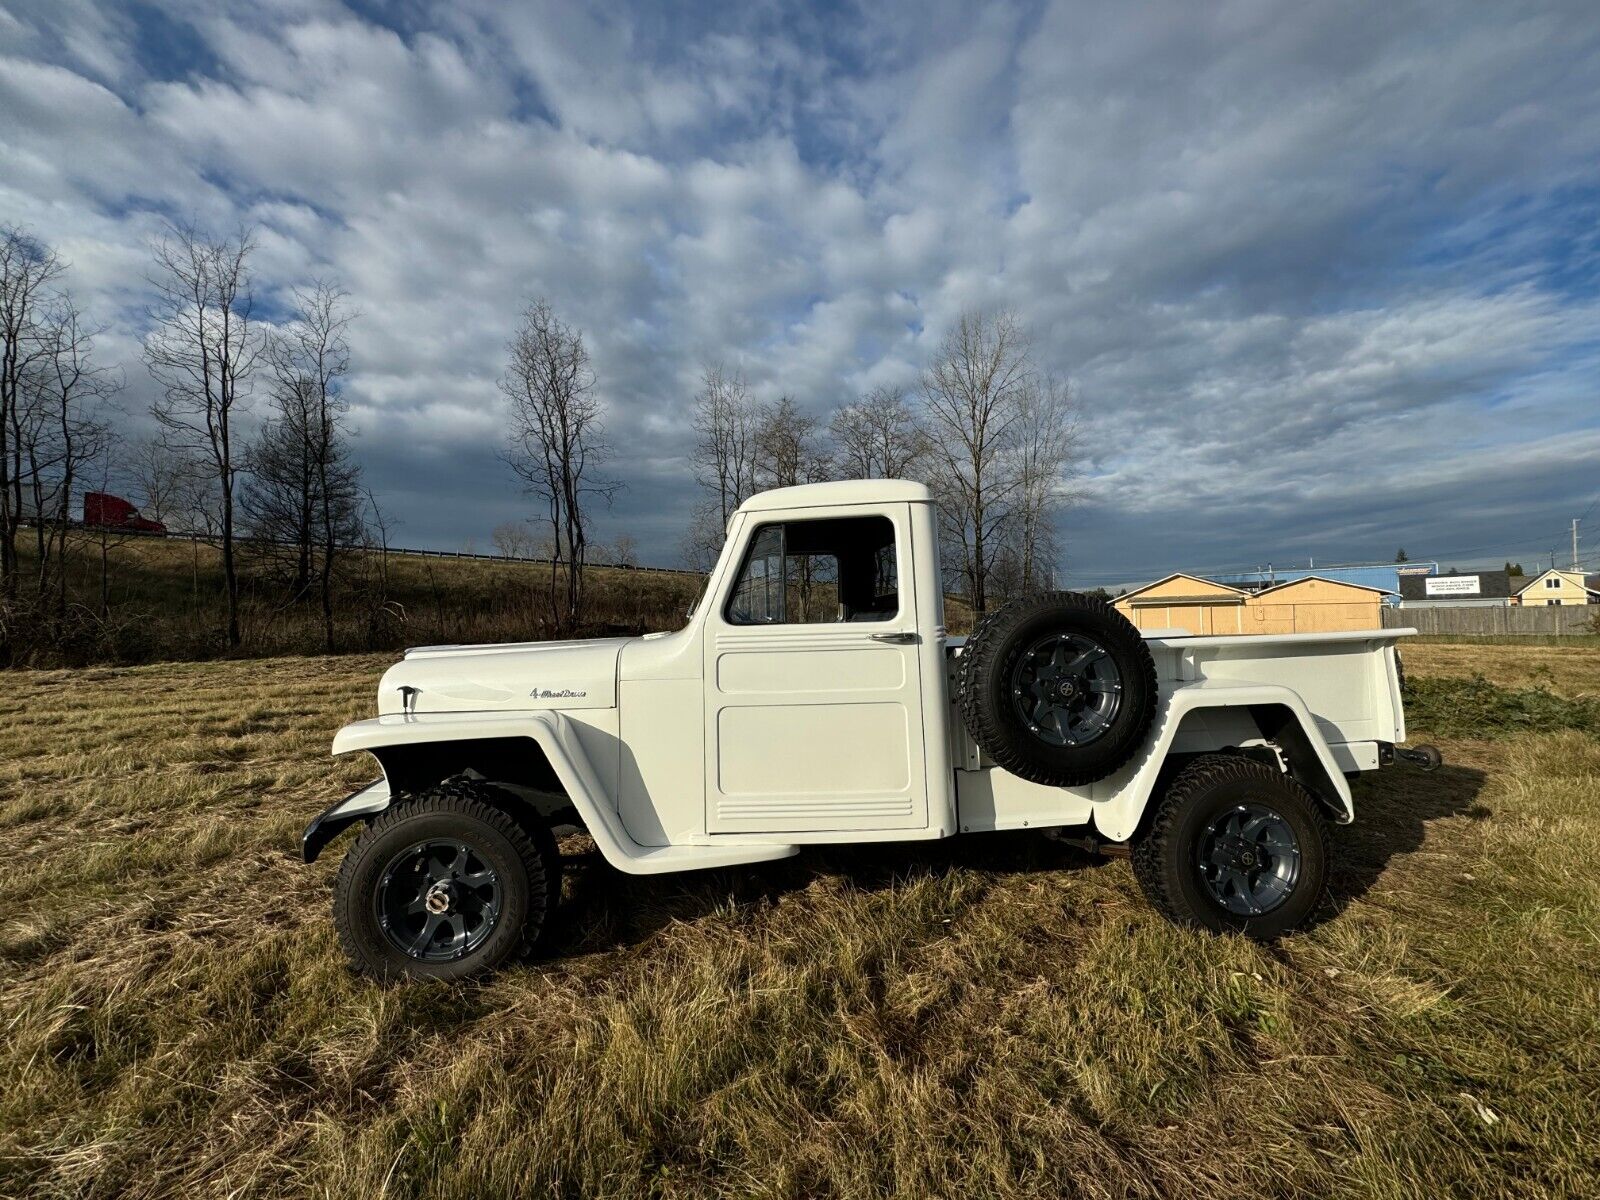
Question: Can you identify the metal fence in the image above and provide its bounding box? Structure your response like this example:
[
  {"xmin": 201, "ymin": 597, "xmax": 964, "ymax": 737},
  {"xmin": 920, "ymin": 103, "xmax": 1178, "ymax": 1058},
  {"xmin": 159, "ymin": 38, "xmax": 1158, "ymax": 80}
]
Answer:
[{"xmin": 1382, "ymin": 605, "xmax": 1597, "ymax": 636}]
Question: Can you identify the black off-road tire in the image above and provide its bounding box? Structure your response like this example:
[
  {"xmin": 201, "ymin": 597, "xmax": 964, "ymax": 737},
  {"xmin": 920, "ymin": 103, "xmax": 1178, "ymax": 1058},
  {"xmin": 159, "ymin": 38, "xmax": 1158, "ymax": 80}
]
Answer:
[
  {"xmin": 959, "ymin": 591, "xmax": 1158, "ymax": 787},
  {"xmin": 1131, "ymin": 756, "xmax": 1329, "ymax": 939},
  {"xmin": 332, "ymin": 779, "xmax": 560, "ymax": 982}
]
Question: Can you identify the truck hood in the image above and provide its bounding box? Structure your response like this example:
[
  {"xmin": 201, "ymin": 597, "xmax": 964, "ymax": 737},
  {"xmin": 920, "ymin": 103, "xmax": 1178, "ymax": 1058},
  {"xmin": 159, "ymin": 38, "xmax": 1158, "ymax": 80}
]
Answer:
[{"xmin": 376, "ymin": 636, "xmax": 632, "ymax": 715}]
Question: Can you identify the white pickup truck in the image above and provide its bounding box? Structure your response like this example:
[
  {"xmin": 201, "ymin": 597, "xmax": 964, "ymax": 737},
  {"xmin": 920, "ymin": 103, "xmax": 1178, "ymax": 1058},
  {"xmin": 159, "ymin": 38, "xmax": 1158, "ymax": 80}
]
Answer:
[{"xmin": 303, "ymin": 480, "xmax": 1438, "ymax": 980}]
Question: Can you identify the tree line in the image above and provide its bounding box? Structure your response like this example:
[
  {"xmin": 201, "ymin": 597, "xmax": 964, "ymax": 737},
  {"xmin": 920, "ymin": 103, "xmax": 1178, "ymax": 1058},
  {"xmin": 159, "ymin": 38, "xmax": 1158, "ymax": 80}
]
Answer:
[
  {"xmin": 498, "ymin": 300, "xmax": 1081, "ymax": 632},
  {"xmin": 3, "ymin": 219, "xmax": 1082, "ymax": 664},
  {"xmin": 0, "ymin": 222, "xmax": 368, "ymax": 665},
  {"xmin": 685, "ymin": 308, "xmax": 1080, "ymax": 612}
]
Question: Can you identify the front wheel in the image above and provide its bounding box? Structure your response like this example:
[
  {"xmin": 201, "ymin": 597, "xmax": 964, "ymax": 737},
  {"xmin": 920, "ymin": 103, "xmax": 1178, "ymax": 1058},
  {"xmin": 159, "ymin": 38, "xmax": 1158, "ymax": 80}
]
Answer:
[
  {"xmin": 1131, "ymin": 756, "xmax": 1328, "ymax": 938},
  {"xmin": 332, "ymin": 779, "xmax": 560, "ymax": 981}
]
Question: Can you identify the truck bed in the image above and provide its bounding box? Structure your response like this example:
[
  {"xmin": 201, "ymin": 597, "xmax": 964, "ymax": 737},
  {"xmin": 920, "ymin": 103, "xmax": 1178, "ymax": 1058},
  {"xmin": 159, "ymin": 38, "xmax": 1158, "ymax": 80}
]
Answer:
[{"xmin": 945, "ymin": 626, "xmax": 1414, "ymax": 840}]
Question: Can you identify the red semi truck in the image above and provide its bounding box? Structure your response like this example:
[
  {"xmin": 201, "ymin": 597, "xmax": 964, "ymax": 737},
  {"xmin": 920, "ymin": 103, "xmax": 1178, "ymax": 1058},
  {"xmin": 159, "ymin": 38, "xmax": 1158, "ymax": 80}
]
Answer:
[{"xmin": 83, "ymin": 492, "xmax": 166, "ymax": 534}]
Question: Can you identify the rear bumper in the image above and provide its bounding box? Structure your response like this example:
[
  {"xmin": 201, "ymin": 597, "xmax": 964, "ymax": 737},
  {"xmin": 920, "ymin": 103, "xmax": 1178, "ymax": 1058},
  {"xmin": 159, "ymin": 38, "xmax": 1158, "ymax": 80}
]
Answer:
[{"xmin": 301, "ymin": 779, "xmax": 390, "ymax": 863}]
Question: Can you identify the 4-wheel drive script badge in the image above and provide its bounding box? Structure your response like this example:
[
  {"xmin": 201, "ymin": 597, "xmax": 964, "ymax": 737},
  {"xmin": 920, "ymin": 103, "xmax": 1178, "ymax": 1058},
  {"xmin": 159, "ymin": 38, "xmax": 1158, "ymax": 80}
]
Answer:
[{"xmin": 530, "ymin": 686, "xmax": 587, "ymax": 699}]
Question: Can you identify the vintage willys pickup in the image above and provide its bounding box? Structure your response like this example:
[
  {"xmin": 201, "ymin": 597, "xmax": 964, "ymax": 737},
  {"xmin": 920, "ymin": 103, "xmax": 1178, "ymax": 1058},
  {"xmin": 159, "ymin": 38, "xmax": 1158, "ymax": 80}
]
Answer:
[{"xmin": 303, "ymin": 480, "xmax": 1437, "ymax": 979}]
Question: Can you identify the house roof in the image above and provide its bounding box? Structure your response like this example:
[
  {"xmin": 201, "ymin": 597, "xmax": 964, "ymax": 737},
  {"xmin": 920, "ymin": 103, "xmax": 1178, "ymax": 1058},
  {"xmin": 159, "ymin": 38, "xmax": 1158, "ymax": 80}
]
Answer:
[
  {"xmin": 1513, "ymin": 568, "xmax": 1600, "ymax": 596},
  {"xmin": 1116, "ymin": 573, "xmax": 1251, "ymax": 604},
  {"xmin": 1251, "ymin": 574, "xmax": 1396, "ymax": 598}
]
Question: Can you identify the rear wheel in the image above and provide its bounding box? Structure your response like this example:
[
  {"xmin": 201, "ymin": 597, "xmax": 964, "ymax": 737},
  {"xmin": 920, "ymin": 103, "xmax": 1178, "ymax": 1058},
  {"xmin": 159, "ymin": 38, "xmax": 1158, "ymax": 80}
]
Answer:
[
  {"xmin": 333, "ymin": 779, "xmax": 560, "ymax": 981},
  {"xmin": 1132, "ymin": 756, "xmax": 1328, "ymax": 938}
]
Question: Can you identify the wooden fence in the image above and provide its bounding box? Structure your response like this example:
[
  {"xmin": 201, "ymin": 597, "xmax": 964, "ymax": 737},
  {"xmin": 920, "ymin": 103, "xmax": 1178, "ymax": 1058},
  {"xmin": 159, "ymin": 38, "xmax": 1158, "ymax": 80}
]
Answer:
[{"xmin": 1383, "ymin": 605, "xmax": 1597, "ymax": 636}]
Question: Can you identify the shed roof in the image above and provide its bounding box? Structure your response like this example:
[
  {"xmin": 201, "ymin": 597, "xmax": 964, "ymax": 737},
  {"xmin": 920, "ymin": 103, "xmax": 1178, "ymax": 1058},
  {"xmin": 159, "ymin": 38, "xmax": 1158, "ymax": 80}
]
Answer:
[
  {"xmin": 1117, "ymin": 573, "xmax": 1250, "ymax": 604},
  {"xmin": 1252, "ymin": 575, "xmax": 1396, "ymax": 598}
]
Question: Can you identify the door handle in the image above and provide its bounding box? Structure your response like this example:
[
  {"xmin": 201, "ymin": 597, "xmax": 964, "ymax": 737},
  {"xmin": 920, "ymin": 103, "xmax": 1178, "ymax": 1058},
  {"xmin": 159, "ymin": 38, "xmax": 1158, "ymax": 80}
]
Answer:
[{"xmin": 870, "ymin": 631, "xmax": 919, "ymax": 644}]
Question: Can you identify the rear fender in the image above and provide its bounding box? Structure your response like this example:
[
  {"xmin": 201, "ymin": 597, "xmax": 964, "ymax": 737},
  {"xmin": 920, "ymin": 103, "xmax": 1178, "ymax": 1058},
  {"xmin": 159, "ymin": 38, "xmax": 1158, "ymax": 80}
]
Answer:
[{"xmin": 1090, "ymin": 683, "xmax": 1353, "ymax": 842}]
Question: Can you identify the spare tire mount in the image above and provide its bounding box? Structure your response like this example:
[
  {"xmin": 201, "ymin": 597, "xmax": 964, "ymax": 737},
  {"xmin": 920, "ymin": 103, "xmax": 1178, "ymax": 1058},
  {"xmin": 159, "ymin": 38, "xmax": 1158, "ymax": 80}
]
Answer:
[{"xmin": 960, "ymin": 591, "xmax": 1158, "ymax": 788}]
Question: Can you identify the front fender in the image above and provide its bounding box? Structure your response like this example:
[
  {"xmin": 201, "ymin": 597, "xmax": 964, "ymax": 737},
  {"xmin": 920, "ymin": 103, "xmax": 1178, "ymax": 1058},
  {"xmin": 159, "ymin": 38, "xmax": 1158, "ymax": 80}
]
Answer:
[
  {"xmin": 328, "ymin": 710, "xmax": 797, "ymax": 875},
  {"xmin": 328, "ymin": 709, "xmax": 643, "ymax": 871},
  {"xmin": 301, "ymin": 778, "xmax": 391, "ymax": 863}
]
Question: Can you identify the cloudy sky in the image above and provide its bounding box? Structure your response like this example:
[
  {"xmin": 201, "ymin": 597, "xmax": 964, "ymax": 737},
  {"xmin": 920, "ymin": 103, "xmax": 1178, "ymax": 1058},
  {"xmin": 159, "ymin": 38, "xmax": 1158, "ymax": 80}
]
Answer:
[{"xmin": 3, "ymin": 0, "xmax": 1598, "ymax": 584}]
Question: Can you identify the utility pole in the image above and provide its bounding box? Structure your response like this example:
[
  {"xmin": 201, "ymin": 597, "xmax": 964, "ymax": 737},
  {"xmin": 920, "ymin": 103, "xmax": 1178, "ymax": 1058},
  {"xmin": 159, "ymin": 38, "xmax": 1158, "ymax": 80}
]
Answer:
[{"xmin": 1573, "ymin": 518, "xmax": 1580, "ymax": 572}]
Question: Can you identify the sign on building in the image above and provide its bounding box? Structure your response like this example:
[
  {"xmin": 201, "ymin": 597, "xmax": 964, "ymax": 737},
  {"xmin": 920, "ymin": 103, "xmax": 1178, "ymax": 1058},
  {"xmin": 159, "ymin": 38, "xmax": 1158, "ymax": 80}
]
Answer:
[{"xmin": 1425, "ymin": 575, "xmax": 1481, "ymax": 597}]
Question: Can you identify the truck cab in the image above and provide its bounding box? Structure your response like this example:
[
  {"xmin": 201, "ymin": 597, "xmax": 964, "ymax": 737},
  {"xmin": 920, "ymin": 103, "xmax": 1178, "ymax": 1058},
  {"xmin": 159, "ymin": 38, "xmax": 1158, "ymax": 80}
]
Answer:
[{"xmin": 306, "ymin": 480, "xmax": 1433, "ymax": 980}]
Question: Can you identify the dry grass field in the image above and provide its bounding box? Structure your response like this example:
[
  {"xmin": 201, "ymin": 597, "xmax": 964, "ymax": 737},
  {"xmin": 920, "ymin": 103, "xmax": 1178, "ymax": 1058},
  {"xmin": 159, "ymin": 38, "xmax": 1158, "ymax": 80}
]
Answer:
[
  {"xmin": 8, "ymin": 536, "xmax": 707, "ymax": 666},
  {"xmin": 8, "ymin": 535, "xmax": 977, "ymax": 667},
  {"xmin": 1404, "ymin": 640, "xmax": 1600, "ymax": 699},
  {"xmin": 2, "ymin": 643, "xmax": 1599, "ymax": 1198}
]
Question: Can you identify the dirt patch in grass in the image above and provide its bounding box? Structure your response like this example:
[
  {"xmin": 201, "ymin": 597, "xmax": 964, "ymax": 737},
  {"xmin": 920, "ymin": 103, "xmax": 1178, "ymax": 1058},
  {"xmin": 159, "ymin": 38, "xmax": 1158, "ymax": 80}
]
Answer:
[{"xmin": 1, "ymin": 653, "xmax": 1597, "ymax": 1198}]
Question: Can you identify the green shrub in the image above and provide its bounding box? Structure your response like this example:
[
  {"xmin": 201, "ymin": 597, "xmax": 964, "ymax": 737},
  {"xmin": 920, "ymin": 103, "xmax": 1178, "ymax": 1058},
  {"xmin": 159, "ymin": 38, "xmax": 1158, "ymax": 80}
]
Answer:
[{"xmin": 1403, "ymin": 673, "xmax": 1600, "ymax": 739}]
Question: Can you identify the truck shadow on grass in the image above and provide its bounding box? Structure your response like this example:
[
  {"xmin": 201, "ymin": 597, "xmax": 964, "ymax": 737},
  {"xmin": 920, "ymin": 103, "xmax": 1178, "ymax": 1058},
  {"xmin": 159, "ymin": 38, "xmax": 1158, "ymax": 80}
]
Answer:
[
  {"xmin": 548, "ymin": 830, "xmax": 1112, "ymax": 959},
  {"xmin": 1326, "ymin": 761, "xmax": 1488, "ymax": 920},
  {"xmin": 544, "ymin": 762, "xmax": 1488, "ymax": 957}
]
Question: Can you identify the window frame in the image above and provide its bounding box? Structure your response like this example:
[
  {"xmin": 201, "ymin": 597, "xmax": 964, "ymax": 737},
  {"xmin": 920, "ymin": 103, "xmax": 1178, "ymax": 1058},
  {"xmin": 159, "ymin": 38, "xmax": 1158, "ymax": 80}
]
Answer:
[{"xmin": 720, "ymin": 514, "xmax": 903, "ymax": 628}]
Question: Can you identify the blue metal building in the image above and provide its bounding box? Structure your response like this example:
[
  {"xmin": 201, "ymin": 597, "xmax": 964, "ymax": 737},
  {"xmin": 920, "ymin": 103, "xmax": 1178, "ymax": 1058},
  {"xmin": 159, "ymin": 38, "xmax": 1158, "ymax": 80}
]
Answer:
[{"xmin": 1210, "ymin": 562, "xmax": 1437, "ymax": 605}]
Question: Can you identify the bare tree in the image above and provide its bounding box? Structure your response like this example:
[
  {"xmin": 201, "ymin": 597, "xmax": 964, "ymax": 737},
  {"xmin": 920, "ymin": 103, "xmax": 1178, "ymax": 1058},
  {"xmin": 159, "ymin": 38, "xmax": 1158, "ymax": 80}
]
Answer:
[
  {"xmin": 691, "ymin": 363, "xmax": 758, "ymax": 522},
  {"xmin": 359, "ymin": 485, "xmax": 402, "ymax": 648},
  {"xmin": 920, "ymin": 309, "xmax": 1032, "ymax": 613},
  {"xmin": 79, "ymin": 441, "xmax": 134, "ymax": 620},
  {"xmin": 239, "ymin": 382, "xmax": 363, "ymax": 599},
  {"xmin": 1009, "ymin": 374, "xmax": 1078, "ymax": 593},
  {"xmin": 28, "ymin": 300, "xmax": 118, "ymax": 616},
  {"xmin": 129, "ymin": 436, "xmax": 223, "ymax": 604},
  {"xmin": 755, "ymin": 395, "xmax": 832, "ymax": 490},
  {"xmin": 0, "ymin": 225, "xmax": 65, "ymax": 605},
  {"xmin": 127, "ymin": 435, "xmax": 200, "ymax": 526},
  {"xmin": 143, "ymin": 223, "xmax": 264, "ymax": 648},
  {"xmin": 612, "ymin": 532, "xmax": 638, "ymax": 568},
  {"xmin": 491, "ymin": 520, "xmax": 537, "ymax": 559},
  {"xmin": 242, "ymin": 281, "xmax": 360, "ymax": 650},
  {"xmin": 686, "ymin": 363, "xmax": 761, "ymax": 567},
  {"xmin": 501, "ymin": 299, "xmax": 618, "ymax": 633},
  {"xmin": 829, "ymin": 385, "xmax": 928, "ymax": 479}
]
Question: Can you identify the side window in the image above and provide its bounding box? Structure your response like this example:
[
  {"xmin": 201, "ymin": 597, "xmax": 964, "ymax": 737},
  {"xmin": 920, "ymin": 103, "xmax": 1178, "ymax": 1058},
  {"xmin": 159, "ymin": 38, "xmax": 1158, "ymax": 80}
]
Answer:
[
  {"xmin": 724, "ymin": 515, "xmax": 900, "ymax": 625},
  {"xmin": 727, "ymin": 525, "xmax": 784, "ymax": 624}
]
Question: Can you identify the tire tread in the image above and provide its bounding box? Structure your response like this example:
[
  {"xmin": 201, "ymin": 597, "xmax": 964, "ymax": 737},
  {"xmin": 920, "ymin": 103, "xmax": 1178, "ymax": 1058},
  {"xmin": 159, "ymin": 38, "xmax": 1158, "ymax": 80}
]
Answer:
[
  {"xmin": 1131, "ymin": 754, "xmax": 1329, "ymax": 937},
  {"xmin": 332, "ymin": 777, "xmax": 558, "ymax": 980}
]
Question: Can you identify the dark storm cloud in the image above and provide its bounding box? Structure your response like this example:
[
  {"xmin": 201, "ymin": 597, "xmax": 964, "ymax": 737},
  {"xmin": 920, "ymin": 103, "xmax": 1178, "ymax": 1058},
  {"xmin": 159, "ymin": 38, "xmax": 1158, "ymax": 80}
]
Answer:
[{"xmin": 2, "ymin": 0, "xmax": 1597, "ymax": 577}]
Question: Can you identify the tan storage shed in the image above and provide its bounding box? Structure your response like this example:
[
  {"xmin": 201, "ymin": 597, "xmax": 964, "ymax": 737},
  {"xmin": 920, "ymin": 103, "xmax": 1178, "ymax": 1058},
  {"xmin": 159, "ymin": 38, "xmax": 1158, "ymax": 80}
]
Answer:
[
  {"xmin": 1114, "ymin": 574, "xmax": 1251, "ymax": 635},
  {"xmin": 1243, "ymin": 576, "xmax": 1390, "ymax": 634},
  {"xmin": 1116, "ymin": 573, "xmax": 1392, "ymax": 636}
]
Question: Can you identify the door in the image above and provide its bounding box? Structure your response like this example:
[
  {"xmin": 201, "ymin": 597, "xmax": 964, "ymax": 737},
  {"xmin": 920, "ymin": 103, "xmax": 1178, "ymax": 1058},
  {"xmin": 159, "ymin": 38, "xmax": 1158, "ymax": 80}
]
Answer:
[{"xmin": 703, "ymin": 505, "xmax": 929, "ymax": 834}]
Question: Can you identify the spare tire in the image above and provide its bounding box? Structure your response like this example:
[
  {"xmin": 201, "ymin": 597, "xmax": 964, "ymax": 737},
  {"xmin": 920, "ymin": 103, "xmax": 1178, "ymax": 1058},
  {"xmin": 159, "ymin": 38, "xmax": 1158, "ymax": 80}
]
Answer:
[{"xmin": 959, "ymin": 591, "xmax": 1158, "ymax": 787}]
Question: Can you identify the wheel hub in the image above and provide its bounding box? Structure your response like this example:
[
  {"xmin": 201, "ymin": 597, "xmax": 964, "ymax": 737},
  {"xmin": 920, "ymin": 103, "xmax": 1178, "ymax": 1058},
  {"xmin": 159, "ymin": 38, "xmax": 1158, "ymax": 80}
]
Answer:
[
  {"xmin": 375, "ymin": 838, "xmax": 502, "ymax": 962},
  {"xmin": 1196, "ymin": 803, "xmax": 1301, "ymax": 917},
  {"xmin": 1009, "ymin": 632, "xmax": 1123, "ymax": 748}
]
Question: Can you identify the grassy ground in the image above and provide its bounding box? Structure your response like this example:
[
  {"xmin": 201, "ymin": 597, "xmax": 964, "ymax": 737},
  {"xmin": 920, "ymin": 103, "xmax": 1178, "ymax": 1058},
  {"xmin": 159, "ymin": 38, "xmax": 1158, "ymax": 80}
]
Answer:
[
  {"xmin": 8, "ymin": 535, "xmax": 706, "ymax": 666},
  {"xmin": 3, "ymin": 648, "xmax": 1598, "ymax": 1198},
  {"xmin": 1403, "ymin": 640, "xmax": 1600, "ymax": 698}
]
